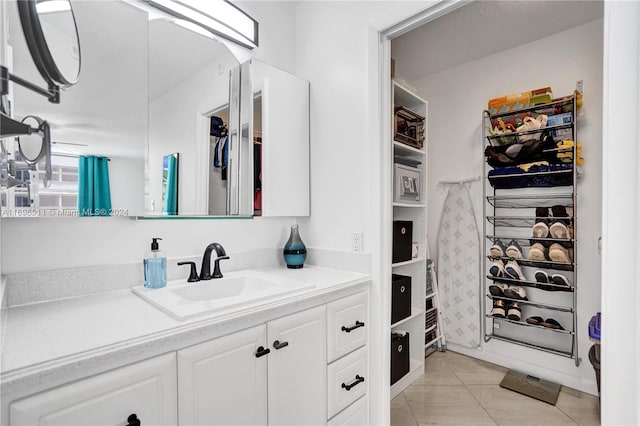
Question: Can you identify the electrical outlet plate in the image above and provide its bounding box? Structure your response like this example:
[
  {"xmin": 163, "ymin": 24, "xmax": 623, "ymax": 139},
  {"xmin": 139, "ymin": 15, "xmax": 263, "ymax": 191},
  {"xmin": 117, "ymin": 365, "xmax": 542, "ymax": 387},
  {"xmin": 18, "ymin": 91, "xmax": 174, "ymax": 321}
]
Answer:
[
  {"xmin": 576, "ymin": 80, "xmax": 583, "ymax": 93},
  {"xmin": 351, "ymin": 232, "xmax": 363, "ymax": 252}
]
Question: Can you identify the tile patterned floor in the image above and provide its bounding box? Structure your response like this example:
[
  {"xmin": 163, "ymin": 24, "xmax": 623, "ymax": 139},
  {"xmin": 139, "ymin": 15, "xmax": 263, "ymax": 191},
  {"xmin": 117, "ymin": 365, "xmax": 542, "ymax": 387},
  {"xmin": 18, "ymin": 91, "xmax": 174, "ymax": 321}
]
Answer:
[{"xmin": 391, "ymin": 351, "xmax": 600, "ymax": 426}]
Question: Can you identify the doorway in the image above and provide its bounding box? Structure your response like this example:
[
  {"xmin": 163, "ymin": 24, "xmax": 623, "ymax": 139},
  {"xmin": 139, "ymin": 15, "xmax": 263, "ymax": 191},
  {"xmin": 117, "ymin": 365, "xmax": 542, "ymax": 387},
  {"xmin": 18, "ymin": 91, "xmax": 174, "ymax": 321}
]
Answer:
[{"xmin": 382, "ymin": 2, "xmax": 604, "ymax": 424}]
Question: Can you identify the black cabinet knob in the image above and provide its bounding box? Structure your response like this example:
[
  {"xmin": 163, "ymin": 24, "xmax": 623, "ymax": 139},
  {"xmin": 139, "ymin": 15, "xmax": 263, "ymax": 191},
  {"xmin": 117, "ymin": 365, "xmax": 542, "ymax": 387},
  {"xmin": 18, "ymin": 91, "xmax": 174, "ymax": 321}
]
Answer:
[
  {"xmin": 255, "ymin": 346, "xmax": 270, "ymax": 358},
  {"xmin": 127, "ymin": 414, "xmax": 141, "ymax": 426},
  {"xmin": 273, "ymin": 340, "xmax": 289, "ymax": 350},
  {"xmin": 341, "ymin": 321, "xmax": 365, "ymax": 333}
]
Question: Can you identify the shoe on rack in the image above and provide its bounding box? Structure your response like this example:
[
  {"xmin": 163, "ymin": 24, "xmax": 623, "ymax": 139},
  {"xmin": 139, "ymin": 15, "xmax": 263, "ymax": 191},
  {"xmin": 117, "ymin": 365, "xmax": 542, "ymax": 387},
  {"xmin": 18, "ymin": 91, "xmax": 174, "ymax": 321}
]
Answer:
[
  {"xmin": 489, "ymin": 282, "xmax": 508, "ymax": 297},
  {"xmin": 550, "ymin": 274, "xmax": 572, "ymax": 290},
  {"xmin": 504, "ymin": 285, "xmax": 528, "ymax": 300},
  {"xmin": 534, "ymin": 270, "xmax": 552, "ymax": 291},
  {"xmin": 550, "ymin": 205, "xmax": 572, "ymax": 239},
  {"xmin": 549, "ymin": 243, "xmax": 572, "ymax": 263},
  {"xmin": 504, "ymin": 260, "xmax": 526, "ymax": 281},
  {"xmin": 526, "ymin": 316, "xmax": 544, "ymax": 325},
  {"xmin": 540, "ymin": 318, "xmax": 565, "ymax": 330},
  {"xmin": 489, "ymin": 260, "xmax": 506, "ymax": 277},
  {"xmin": 491, "ymin": 299, "xmax": 506, "ymax": 318},
  {"xmin": 506, "ymin": 240, "xmax": 524, "ymax": 259},
  {"xmin": 532, "ymin": 207, "xmax": 550, "ymax": 238},
  {"xmin": 528, "ymin": 242, "xmax": 547, "ymax": 261},
  {"xmin": 490, "ymin": 240, "xmax": 507, "ymax": 257},
  {"xmin": 507, "ymin": 302, "xmax": 522, "ymax": 321}
]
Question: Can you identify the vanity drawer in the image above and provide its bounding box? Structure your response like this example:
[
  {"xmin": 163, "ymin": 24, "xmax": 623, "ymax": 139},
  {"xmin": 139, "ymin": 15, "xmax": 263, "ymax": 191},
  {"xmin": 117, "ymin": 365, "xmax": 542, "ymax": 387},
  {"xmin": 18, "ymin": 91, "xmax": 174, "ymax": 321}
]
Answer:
[
  {"xmin": 327, "ymin": 346, "xmax": 368, "ymax": 419},
  {"xmin": 327, "ymin": 292, "xmax": 368, "ymax": 362},
  {"xmin": 10, "ymin": 353, "xmax": 177, "ymax": 426},
  {"xmin": 327, "ymin": 395, "xmax": 368, "ymax": 425}
]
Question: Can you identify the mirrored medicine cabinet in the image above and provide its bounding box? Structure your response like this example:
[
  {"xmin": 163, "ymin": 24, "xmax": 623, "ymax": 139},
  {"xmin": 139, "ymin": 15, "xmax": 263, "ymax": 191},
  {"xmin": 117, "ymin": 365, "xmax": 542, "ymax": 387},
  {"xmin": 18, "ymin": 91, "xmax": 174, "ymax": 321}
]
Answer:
[{"xmin": 0, "ymin": 0, "xmax": 309, "ymax": 219}]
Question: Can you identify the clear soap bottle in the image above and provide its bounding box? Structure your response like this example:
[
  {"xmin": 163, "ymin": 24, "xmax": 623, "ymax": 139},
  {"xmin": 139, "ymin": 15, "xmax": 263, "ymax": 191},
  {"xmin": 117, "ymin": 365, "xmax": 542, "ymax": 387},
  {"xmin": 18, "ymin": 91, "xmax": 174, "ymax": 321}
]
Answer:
[{"xmin": 144, "ymin": 237, "xmax": 167, "ymax": 289}]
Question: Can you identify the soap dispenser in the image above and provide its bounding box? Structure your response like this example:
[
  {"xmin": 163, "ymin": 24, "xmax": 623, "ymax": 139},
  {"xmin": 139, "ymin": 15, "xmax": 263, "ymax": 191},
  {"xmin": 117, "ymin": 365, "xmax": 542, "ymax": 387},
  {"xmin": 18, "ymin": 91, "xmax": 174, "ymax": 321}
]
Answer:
[{"xmin": 144, "ymin": 237, "xmax": 167, "ymax": 289}]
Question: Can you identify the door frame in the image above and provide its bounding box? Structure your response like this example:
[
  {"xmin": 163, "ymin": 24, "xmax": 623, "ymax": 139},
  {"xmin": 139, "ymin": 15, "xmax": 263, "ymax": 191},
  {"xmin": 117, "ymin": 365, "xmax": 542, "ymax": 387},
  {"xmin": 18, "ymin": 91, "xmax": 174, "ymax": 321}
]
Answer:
[{"xmin": 366, "ymin": 2, "xmax": 470, "ymax": 424}]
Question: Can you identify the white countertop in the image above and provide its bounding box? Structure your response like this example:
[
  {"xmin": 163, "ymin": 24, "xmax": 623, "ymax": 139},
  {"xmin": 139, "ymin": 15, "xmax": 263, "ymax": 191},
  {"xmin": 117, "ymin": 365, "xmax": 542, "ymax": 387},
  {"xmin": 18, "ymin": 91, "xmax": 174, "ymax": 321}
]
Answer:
[{"xmin": 0, "ymin": 265, "xmax": 369, "ymax": 396}]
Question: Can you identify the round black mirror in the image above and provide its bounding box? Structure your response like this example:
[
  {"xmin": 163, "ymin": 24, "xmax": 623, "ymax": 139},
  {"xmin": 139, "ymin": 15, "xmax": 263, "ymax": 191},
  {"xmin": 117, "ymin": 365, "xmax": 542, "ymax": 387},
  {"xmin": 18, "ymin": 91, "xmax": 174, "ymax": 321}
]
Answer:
[
  {"xmin": 17, "ymin": 115, "xmax": 52, "ymax": 187},
  {"xmin": 19, "ymin": 116, "xmax": 46, "ymax": 162},
  {"xmin": 18, "ymin": 0, "xmax": 81, "ymax": 89}
]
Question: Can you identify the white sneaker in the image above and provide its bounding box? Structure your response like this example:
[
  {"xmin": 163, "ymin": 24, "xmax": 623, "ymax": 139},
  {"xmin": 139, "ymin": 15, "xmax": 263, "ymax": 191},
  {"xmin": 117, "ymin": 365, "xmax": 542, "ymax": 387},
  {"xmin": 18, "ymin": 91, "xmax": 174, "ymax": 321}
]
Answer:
[
  {"xmin": 489, "ymin": 260, "xmax": 505, "ymax": 277},
  {"xmin": 504, "ymin": 260, "xmax": 525, "ymax": 281},
  {"xmin": 528, "ymin": 242, "xmax": 547, "ymax": 260},
  {"xmin": 504, "ymin": 285, "xmax": 527, "ymax": 300},
  {"xmin": 490, "ymin": 241, "xmax": 505, "ymax": 257},
  {"xmin": 506, "ymin": 241, "xmax": 523, "ymax": 259},
  {"xmin": 489, "ymin": 282, "xmax": 508, "ymax": 297},
  {"xmin": 549, "ymin": 243, "xmax": 572, "ymax": 263}
]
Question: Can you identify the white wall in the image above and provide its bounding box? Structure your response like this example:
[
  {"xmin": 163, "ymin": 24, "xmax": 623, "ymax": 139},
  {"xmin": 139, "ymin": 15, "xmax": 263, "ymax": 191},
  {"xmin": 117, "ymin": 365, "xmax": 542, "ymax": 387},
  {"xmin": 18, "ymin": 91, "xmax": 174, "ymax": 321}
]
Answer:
[
  {"xmin": 295, "ymin": 1, "xmax": 431, "ymax": 252},
  {"xmin": 407, "ymin": 19, "xmax": 603, "ymax": 394},
  {"xmin": 236, "ymin": 1, "xmax": 297, "ymax": 74},
  {"xmin": 1, "ymin": 2, "xmax": 301, "ymax": 275}
]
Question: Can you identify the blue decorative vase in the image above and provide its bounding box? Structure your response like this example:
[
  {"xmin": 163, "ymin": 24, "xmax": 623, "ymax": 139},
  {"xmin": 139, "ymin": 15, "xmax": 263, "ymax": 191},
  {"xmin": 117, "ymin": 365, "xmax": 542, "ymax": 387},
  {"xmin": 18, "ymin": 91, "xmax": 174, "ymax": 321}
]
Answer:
[{"xmin": 283, "ymin": 224, "xmax": 307, "ymax": 269}]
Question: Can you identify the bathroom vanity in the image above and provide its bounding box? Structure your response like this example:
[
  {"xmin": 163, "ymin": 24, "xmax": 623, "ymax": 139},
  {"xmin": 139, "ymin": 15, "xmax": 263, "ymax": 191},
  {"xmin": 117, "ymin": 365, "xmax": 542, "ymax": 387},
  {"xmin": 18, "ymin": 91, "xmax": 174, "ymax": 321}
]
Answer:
[{"xmin": 0, "ymin": 266, "xmax": 370, "ymax": 426}]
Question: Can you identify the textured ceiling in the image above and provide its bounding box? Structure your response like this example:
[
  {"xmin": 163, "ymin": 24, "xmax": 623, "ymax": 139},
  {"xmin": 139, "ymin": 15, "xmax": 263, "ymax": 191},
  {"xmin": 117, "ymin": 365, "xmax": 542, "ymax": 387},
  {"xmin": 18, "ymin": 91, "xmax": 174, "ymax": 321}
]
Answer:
[{"xmin": 392, "ymin": 0, "xmax": 604, "ymax": 81}]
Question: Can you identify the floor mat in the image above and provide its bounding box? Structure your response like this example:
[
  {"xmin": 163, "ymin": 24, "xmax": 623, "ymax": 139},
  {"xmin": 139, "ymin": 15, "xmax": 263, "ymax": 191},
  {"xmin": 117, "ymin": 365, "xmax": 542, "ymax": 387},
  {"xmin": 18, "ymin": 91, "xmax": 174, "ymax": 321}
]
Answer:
[{"xmin": 500, "ymin": 369, "xmax": 561, "ymax": 405}]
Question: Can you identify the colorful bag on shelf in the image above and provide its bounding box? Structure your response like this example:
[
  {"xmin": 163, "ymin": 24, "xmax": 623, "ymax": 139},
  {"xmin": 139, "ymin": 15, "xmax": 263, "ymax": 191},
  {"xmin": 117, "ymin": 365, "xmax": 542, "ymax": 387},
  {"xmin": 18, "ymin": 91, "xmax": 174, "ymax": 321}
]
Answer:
[{"xmin": 517, "ymin": 115, "xmax": 548, "ymax": 141}]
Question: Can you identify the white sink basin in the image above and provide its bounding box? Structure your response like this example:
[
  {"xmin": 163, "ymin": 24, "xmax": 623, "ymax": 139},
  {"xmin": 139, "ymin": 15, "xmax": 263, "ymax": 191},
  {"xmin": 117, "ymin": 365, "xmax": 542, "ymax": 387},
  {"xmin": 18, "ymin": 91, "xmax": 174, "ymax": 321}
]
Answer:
[{"xmin": 132, "ymin": 270, "xmax": 315, "ymax": 320}]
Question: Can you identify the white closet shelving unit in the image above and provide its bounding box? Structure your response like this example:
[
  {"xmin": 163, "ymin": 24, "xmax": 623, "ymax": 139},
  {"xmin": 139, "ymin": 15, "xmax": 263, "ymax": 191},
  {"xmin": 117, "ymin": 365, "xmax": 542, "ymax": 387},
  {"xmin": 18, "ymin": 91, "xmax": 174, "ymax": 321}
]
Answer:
[{"xmin": 390, "ymin": 81, "xmax": 444, "ymax": 399}]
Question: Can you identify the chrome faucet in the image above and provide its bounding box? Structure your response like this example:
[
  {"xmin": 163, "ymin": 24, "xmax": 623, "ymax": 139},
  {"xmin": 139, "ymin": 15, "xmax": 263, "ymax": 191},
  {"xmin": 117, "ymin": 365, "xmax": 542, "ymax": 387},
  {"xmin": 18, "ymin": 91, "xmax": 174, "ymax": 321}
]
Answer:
[{"xmin": 200, "ymin": 243, "xmax": 229, "ymax": 280}]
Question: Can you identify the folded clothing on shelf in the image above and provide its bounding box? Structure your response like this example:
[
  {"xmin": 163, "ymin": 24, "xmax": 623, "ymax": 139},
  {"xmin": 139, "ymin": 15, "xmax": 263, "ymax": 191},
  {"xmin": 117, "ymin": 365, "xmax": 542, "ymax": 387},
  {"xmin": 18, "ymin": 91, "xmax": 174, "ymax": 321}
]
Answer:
[
  {"xmin": 485, "ymin": 135, "xmax": 558, "ymax": 168},
  {"xmin": 488, "ymin": 164, "xmax": 573, "ymax": 189}
]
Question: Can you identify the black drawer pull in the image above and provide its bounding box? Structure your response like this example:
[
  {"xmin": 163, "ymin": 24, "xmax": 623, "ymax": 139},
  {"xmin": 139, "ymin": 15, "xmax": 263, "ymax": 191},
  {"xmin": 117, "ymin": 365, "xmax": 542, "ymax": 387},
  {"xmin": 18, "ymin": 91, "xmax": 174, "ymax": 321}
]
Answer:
[
  {"xmin": 341, "ymin": 375, "xmax": 365, "ymax": 391},
  {"xmin": 255, "ymin": 346, "xmax": 270, "ymax": 358},
  {"xmin": 127, "ymin": 414, "xmax": 141, "ymax": 426},
  {"xmin": 341, "ymin": 321, "xmax": 365, "ymax": 333},
  {"xmin": 273, "ymin": 340, "xmax": 289, "ymax": 350}
]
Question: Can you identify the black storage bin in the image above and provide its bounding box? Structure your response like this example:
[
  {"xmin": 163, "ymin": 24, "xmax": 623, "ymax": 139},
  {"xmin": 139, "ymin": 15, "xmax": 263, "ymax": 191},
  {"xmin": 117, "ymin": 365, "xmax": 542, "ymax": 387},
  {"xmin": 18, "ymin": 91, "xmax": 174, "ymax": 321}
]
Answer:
[
  {"xmin": 390, "ymin": 332, "xmax": 410, "ymax": 385},
  {"xmin": 393, "ymin": 221, "xmax": 413, "ymax": 263},
  {"xmin": 391, "ymin": 274, "xmax": 412, "ymax": 324}
]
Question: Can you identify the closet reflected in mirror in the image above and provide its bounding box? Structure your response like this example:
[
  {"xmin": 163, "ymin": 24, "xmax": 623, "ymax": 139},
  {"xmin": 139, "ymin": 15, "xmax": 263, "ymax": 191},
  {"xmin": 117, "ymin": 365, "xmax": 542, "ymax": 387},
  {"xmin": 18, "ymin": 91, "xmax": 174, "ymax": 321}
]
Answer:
[{"xmin": 145, "ymin": 16, "xmax": 244, "ymax": 217}]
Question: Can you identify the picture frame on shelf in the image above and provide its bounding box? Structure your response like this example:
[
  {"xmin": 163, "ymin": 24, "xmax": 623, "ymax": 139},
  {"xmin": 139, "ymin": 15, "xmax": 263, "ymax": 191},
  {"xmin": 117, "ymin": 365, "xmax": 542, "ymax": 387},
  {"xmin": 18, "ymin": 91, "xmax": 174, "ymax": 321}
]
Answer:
[{"xmin": 394, "ymin": 164, "xmax": 421, "ymax": 203}]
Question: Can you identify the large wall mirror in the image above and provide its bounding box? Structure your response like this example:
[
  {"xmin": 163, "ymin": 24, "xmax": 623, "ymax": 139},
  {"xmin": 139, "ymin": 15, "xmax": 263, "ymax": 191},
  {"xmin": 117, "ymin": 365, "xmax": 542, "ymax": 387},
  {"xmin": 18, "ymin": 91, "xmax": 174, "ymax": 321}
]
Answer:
[{"xmin": 1, "ymin": 0, "xmax": 309, "ymax": 219}]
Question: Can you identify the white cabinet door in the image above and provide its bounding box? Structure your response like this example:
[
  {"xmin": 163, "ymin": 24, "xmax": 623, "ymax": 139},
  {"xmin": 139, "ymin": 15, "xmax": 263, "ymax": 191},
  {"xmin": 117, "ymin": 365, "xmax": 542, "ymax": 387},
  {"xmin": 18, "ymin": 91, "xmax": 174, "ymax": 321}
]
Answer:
[
  {"xmin": 10, "ymin": 353, "xmax": 177, "ymax": 426},
  {"xmin": 177, "ymin": 325, "xmax": 268, "ymax": 426},
  {"xmin": 267, "ymin": 305, "xmax": 327, "ymax": 425}
]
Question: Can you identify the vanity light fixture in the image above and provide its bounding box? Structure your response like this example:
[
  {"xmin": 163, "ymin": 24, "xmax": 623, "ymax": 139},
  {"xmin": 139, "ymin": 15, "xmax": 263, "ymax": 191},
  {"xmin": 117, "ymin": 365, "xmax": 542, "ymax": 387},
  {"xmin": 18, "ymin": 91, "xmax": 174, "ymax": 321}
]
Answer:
[
  {"xmin": 170, "ymin": 19, "xmax": 216, "ymax": 40},
  {"xmin": 144, "ymin": 0, "xmax": 258, "ymax": 49}
]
